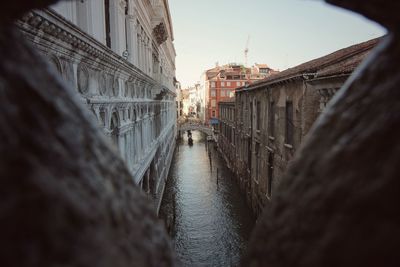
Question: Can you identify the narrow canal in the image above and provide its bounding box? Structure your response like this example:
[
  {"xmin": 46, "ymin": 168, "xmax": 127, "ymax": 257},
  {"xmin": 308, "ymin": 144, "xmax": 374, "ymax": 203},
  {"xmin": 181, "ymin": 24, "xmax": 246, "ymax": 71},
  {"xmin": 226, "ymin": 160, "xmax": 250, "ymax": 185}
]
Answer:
[{"xmin": 160, "ymin": 130, "xmax": 255, "ymax": 267}]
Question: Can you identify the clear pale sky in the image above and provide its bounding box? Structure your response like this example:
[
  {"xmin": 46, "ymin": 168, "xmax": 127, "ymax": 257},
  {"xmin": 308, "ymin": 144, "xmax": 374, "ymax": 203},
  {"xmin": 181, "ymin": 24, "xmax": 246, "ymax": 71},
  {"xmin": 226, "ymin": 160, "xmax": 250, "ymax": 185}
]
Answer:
[{"xmin": 169, "ymin": 0, "xmax": 386, "ymax": 88}]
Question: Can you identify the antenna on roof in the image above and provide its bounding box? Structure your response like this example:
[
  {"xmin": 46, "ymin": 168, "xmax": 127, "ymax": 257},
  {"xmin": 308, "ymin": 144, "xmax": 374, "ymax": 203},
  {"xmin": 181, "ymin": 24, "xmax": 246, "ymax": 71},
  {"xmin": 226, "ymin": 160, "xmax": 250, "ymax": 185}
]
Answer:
[{"xmin": 244, "ymin": 35, "xmax": 250, "ymax": 67}]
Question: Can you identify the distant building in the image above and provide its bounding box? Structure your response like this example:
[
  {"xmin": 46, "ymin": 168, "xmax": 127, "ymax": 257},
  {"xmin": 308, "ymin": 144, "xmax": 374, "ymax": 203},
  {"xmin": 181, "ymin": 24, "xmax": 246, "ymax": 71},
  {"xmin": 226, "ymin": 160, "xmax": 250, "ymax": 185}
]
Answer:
[
  {"xmin": 175, "ymin": 81, "xmax": 183, "ymax": 121},
  {"xmin": 218, "ymin": 38, "xmax": 379, "ymax": 216},
  {"xmin": 218, "ymin": 98, "xmax": 236, "ymax": 165},
  {"xmin": 203, "ymin": 63, "xmax": 277, "ymax": 125},
  {"xmin": 180, "ymin": 83, "xmax": 203, "ymax": 120},
  {"xmin": 181, "ymin": 89, "xmax": 191, "ymax": 116}
]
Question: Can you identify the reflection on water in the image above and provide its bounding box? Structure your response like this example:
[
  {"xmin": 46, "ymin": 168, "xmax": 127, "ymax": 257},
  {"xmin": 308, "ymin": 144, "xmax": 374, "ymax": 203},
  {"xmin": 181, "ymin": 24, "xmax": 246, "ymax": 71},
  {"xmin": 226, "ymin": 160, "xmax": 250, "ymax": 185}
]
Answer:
[{"xmin": 160, "ymin": 131, "xmax": 255, "ymax": 267}]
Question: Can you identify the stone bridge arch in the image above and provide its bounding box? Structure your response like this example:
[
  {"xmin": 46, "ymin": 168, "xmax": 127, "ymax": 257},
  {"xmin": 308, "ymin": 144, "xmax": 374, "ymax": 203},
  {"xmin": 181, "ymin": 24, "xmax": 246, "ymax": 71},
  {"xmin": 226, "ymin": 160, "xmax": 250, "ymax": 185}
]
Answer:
[{"xmin": 179, "ymin": 123, "xmax": 213, "ymax": 136}]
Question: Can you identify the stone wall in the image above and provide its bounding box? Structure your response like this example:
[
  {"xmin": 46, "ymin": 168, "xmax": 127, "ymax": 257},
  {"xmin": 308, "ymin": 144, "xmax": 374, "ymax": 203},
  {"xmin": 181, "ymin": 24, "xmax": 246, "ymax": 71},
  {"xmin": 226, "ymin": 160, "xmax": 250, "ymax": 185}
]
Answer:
[
  {"xmin": 218, "ymin": 39, "xmax": 377, "ymax": 216},
  {"xmin": 1, "ymin": 0, "xmax": 399, "ymax": 266},
  {"xmin": 17, "ymin": 7, "xmax": 177, "ymax": 212},
  {"xmin": 218, "ymin": 101, "xmax": 236, "ymax": 165}
]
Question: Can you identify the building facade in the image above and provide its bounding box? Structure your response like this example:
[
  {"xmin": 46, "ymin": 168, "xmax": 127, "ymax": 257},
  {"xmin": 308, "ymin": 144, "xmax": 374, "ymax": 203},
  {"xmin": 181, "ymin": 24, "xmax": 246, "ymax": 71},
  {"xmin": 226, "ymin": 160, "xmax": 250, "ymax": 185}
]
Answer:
[
  {"xmin": 18, "ymin": 0, "xmax": 177, "ymax": 213},
  {"xmin": 203, "ymin": 63, "xmax": 276, "ymax": 125},
  {"xmin": 218, "ymin": 39, "xmax": 378, "ymax": 216},
  {"xmin": 218, "ymin": 99, "xmax": 236, "ymax": 166},
  {"xmin": 179, "ymin": 83, "xmax": 202, "ymax": 119},
  {"xmin": 175, "ymin": 81, "xmax": 184, "ymax": 121}
]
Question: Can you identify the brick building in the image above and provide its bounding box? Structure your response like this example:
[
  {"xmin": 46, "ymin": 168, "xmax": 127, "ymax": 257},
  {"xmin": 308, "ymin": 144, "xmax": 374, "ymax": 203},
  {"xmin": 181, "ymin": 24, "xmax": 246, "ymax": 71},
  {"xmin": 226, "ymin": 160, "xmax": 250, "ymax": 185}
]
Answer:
[
  {"xmin": 218, "ymin": 38, "xmax": 379, "ymax": 216},
  {"xmin": 203, "ymin": 63, "xmax": 276, "ymax": 125}
]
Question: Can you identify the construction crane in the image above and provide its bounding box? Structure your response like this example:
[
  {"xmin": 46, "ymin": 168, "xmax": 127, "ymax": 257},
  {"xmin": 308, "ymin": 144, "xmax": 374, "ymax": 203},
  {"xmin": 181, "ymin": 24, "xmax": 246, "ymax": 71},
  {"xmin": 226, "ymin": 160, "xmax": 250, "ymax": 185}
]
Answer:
[{"xmin": 244, "ymin": 35, "xmax": 250, "ymax": 67}]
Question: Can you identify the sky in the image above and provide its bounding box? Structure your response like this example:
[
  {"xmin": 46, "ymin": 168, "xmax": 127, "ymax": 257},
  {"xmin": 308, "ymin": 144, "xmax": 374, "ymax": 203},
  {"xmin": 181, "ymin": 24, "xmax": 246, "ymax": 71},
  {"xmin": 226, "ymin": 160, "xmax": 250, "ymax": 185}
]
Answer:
[{"xmin": 168, "ymin": 0, "xmax": 386, "ymax": 88}]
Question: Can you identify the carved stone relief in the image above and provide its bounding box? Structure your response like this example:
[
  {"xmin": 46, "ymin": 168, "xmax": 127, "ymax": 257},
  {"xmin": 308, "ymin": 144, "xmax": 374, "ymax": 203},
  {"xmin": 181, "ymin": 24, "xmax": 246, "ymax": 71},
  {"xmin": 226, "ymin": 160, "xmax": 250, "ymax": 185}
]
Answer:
[
  {"xmin": 124, "ymin": 81, "xmax": 130, "ymax": 98},
  {"xmin": 106, "ymin": 74, "xmax": 114, "ymax": 97},
  {"xmin": 113, "ymin": 77, "xmax": 119, "ymax": 97},
  {"xmin": 99, "ymin": 73, "xmax": 107, "ymax": 96},
  {"xmin": 61, "ymin": 59, "xmax": 74, "ymax": 87},
  {"xmin": 153, "ymin": 22, "xmax": 168, "ymax": 45},
  {"xmin": 99, "ymin": 109, "xmax": 107, "ymax": 127},
  {"xmin": 77, "ymin": 64, "xmax": 89, "ymax": 94},
  {"xmin": 49, "ymin": 54, "xmax": 62, "ymax": 74}
]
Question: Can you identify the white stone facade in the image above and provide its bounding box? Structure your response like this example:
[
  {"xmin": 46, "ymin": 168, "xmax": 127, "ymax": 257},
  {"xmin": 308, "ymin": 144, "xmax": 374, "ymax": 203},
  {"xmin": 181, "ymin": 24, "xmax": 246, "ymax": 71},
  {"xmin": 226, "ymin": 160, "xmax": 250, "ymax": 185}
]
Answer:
[{"xmin": 17, "ymin": 0, "xmax": 177, "ymax": 213}]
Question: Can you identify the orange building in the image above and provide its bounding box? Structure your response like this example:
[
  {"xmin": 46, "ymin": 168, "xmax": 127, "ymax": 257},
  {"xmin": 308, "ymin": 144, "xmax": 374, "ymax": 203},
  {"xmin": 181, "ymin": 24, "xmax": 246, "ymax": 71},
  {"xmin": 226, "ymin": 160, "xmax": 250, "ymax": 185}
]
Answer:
[{"xmin": 204, "ymin": 63, "xmax": 277, "ymax": 125}]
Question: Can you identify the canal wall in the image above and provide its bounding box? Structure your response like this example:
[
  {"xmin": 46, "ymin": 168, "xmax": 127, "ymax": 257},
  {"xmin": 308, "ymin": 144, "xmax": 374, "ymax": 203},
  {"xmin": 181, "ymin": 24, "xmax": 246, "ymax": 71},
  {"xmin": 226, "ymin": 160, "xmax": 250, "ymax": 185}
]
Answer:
[
  {"xmin": 154, "ymin": 131, "xmax": 177, "ymax": 215},
  {"xmin": 216, "ymin": 142, "xmax": 256, "ymax": 217}
]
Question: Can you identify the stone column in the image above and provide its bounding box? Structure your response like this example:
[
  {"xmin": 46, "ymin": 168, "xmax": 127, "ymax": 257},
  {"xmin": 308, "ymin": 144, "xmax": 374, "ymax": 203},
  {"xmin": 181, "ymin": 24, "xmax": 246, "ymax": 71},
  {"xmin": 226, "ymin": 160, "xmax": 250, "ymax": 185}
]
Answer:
[
  {"xmin": 126, "ymin": 15, "xmax": 136, "ymax": 64},
  {"xmin": 118, "ymin": 132, "xmax": 125, "ymax": 159}
]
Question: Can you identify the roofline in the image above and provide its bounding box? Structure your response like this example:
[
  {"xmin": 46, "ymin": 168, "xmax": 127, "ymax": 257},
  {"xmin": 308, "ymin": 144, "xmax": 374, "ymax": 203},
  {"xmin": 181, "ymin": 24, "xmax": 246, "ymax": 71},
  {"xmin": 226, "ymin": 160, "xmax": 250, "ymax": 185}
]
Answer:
[
  {"xmin": 236, "ymin": 74, "xmax": 312, "ymax": 93},
  {"xmin": 307, "ymin": 73, "xmax": 350, "ymax": 83},
  {"xmin": 236, "ymin": 38, "xmax": 380, "ymax": 93}
]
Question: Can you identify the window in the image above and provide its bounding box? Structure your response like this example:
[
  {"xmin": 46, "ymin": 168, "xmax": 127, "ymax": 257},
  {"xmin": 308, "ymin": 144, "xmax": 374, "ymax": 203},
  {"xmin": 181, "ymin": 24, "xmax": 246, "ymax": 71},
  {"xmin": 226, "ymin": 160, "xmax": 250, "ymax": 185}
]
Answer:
[
  {"xmin": 247, "ymin": 139, "xmax": 252, "ymax": 171},
  {"xmin": 221, "ymin": 82, "xmax": 225, "ymax": 87},
  {"xmin": 285, "ymin": 101, "xmax": 294, "ymax": 145},
  {"xmin": 267, "ymin": 152, "xmax": 274, "ymax": 197},
  {"xmin": 269, "ymin": 101, "xmax": 275, "ymax": 137},
  {"xmin": 256, "ymin": 101, "xmax": 261, "ymax": 131},
  {"xmin": 221, "ymin": 90, "xmax": 226, "ymax": 97},
  {"xmin": 240, "ymin": 100, "xmax": 244, "ymax": 123},
  {"xmin": 211, "ymin": 89, "xmax": 216, "ymax": 97},
  {"xmin": 211, "ymin": 99, "xmax": 216, "ymax": 108},
  {"xmin": 227, "ymin": 82, "xmax": 231, "ymax": 86},
  {"xmin": 211, "ymin": 82, "xmax": 216, "ymax": 88},
  {"xmin": 242, "ymin": 82, "xmax": 245, "ymax": 86},
  {"xmin": 236, "ymin": 81, "xmax": 241, "ymax": 87},
  {"xmin": 255, "ymin": 142, "xmax": 260, "ymax": 182}
]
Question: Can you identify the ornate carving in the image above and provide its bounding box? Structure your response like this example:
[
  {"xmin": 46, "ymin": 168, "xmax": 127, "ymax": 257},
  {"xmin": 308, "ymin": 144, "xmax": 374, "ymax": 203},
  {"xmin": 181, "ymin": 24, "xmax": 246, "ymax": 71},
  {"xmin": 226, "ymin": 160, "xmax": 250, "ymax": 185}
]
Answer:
[
  {"xmin": 113, "ymin": 76, "xmax": 119, "ymax": 97},
  {"xmin": 152, "ymin": 22, "xmax": 168, "ymax": 45},
  {"xmin": 119, "ymin": 0, "xmax": 127, "ymax": 10},
  {"xmin": 49, "ymin": 54, "xmax": 62, "ymax": 74},
  {"xmin": 77, "ymin": 64, "xmax": 89, "ymax": 94},
  {"xmin": 99, "ymin": 74, "xmax": 107, "ymax": 95},
  {"xmin": 106, "ymin": 74, "xmax": 114, "ymax": 96}
]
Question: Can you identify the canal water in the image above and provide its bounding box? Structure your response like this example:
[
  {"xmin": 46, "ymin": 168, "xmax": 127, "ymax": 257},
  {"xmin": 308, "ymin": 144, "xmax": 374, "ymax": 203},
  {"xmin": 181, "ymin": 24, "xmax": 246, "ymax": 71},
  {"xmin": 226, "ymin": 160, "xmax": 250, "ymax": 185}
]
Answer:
[{"xmin": 159, "ymin": 130, "xmax": 255, "ymax": 267}]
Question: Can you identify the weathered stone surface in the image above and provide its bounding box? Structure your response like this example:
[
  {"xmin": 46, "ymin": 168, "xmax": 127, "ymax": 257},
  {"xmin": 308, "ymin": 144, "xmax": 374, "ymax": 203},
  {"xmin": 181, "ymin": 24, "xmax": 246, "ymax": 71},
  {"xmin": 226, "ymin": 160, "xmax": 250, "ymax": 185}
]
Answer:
[
  {"xmin": 244, "ymin": 2, "xmax": 400, "ymax": 267},
  {"xmin": 0, "ymin": 0, "xmax": 59, "ymax": 25},
  {"xmin": 326, "ymin": 0, "xmax": 400, "ymax": 30},
  {"xmin": 2, "ymin": 0, "xmax": 400, "ymax": 267},
  {"xmin": 0, "ymin": 16, "xmax": 177, "ymax": 267}
]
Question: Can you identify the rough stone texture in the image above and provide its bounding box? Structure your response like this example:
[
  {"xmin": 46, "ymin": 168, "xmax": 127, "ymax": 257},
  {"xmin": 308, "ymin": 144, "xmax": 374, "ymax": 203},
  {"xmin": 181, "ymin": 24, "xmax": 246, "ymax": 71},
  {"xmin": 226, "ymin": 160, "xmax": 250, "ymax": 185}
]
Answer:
[
  {"xmin": 0, "ymin": 2, "xmax": 177, "ymax": 267},
  {"xmin": 326, "ymin": 0, "xmax": 400, "ymax": 30},
  {"xmin": 2, "ymin": 1, "xmax": 400, "ymax": 267},
  {"xmin": 244, "ymin": 1, "xmax": 400, "ymax": 267},
  {"xmin": 0, "ymin": 0, "xmax": 58, "ymax": 25}
]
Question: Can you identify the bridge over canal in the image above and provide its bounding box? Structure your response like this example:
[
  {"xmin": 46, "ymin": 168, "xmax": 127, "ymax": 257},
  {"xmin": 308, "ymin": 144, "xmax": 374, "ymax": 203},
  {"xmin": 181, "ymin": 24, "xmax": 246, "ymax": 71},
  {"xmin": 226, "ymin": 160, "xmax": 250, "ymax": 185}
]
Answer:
[{"xmin": 178, "ymin": 122, "xmax": 214, "ymax": 137}]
